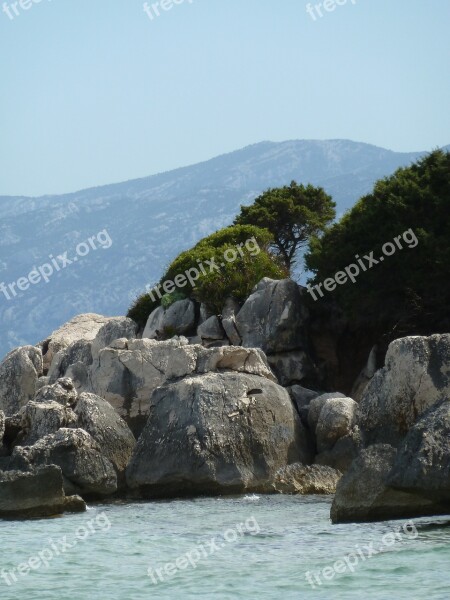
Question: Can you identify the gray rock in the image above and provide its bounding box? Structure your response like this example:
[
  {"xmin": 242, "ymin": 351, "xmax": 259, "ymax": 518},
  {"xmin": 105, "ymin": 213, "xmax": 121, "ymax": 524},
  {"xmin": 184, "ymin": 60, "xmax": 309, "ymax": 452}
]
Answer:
[
  {"xmin": 359, "ymin": 335, "xmax": 450, "ymax": 447},
  {"xmin": 235, "ymin": 278, "xmax": 308, "ymax": 354},
  {"xmin": 267, "ymin": 350, "xmax": 314, "ymax": 386},
  {"xmin": 197, "ymin": 316, "xmax": 225, "ymax": 345},
  {"xmin": 387, "ymin": 399, "xmax": 450, "ymax": 502},
  {"xmin": 287, "ymin": 386, "xmax": 320, "ymax": 413},
  {"xmin": 48, "ymin": 339, "xmax": 93, "ymax": 386},
  {"xmin": 18, "ymin": 400, "xmax": 78, "ymax": 446},
  {"xmin": 273, "ymin": 463, "xmax": 342, "ymax": 494},
  {"xmin": 331, "ymin": 444, "xmax": 436, "ymax": 523},
  {"xmin": 142, "ymin": 306, "xmax": 165, "ymax": 339},
  {"xmin": 307, "ymin": 392, "xmax": 346, "ymax": 433},
  {"xmin": 315, "ymin": 432, "xmax": 361, "ymax": 473},
  {"xmin": 10, "ymin": 428, "xmax": 117, "ymax": 497},
  {"xmin": 0, "ymin": 346, "xmax": 43, "ymax": 416},
  {"xmin": 0, "ymin": 411, "xmax": 4, "ymax": 443},
  {"xmin": 39, "ymin": 313, "xmax": 121, "ymax": 373},
  {"xmin": 0, "ymin": 466, "xmax": 86, "ymax": 519},
  {"xmin": 315, "ymin": 397, "xmax": 358, "ymax": 453},
  {"xmin": 221, "ymin": 298, "xmax": 242, "ymax": 346},
  {"xmin": 126, "ymin": 372, "xmax": 313, "ymax": 497},
  {"xmin": 163, "ymin": 299, "xmax": 197, "ymax": 336},
  {"xmin": 89, "ymin": 339, "xmax": 276, "ymax": 436},
  {"xmin": 34, "ymin": 377, "xmax": 78, "ymax": 407},
  {"xmin": 74, "ymin": 392, "xmax": 136, "ymax": 483},
  {"xmin": 90, "ymin": 317, "xmax": 138, "ymax": 362},
  {"xmin": 351, "ymin": 345, "xmax": 378, "ymax": 402}
]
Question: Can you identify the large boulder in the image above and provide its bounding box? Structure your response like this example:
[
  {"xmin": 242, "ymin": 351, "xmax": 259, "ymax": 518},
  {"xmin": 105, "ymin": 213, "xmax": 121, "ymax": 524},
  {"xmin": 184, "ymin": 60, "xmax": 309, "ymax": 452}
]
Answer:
[
  {"xmin": 0, "ymin": 346, "xmax": 43, "ymax": 416},
  {"xmin": 331, "ymin": 444, "xmax": 438, "ymax": 523},
  {"xmin": 0, "ymin": 466, "xmax": 86, "ymax": 519},
  {"xmin": 74, "ymin": 392, "xmax": 136, "ymax": 483},
  {"xmin": 307, "ymin": 392, "xmax": 346, "ymax": 433},
  {"xmin": 273, "ymin": 464, "xmax": 341, "ymax": 494},
  {"xmin": 387, "ymin": 399, "xmax": 450, "ymax": 502},
  {"xmin": 88, "ymin": 338, "xmax": 275, "ymax": 436},
  {"xmin": 197, "ymin": 316, "xmax": 226, "ymax": 347},
  {"xmin": 126, "ymin": 372, "xmax": 312, "ymax": 497},
  {"xmin": 143, "ymin": 300, "xmax": 197, "ymax": 340},
  {"xmin": 10, "ymin": 428, "xmax": 117, "ymax": 497},
  {"xmin": 359, "ymin": 334, "xmax": 450, "ymax": 447},
  {"xmin": 315, "ymin": 397, "xmax": 358, "ymax": 453},
  {"xmin": 235, "ymin": 279, "xmax": 308, "ymax": 354},
  {"xmin": 17, "ymin": 400, "xmax": 78, "ymax": 446}
]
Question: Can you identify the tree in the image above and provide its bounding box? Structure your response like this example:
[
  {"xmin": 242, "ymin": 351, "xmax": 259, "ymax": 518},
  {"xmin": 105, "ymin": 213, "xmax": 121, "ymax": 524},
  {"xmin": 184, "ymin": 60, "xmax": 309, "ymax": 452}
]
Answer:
[
  {"xmin": 234, "ymin": 181, "xmax": 336, "ymax": 271},
  {"xmin": 305, "ymin": 150, "xmax": 450, "ymax": 336}
]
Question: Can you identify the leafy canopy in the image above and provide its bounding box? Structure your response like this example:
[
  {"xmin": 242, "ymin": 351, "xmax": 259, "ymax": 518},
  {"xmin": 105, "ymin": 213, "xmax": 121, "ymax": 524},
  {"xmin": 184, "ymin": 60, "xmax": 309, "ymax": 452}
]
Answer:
[{"xmin": 234, "ymin": 181, "xmax": 336, "ymax": 270}]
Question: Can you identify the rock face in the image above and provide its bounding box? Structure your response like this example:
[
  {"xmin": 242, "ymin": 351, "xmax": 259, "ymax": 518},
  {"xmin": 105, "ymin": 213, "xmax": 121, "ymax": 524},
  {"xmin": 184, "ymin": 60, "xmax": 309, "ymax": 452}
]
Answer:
[
  {"xmin": 332, "ymin": 334, "xmax": 450, "ymax": 523},
  {"xmin": 235, "ymin": 278, "xmax": 308, "ymax": 354},
  {"xmin": 10, "ymin": 428, "xmax": 117, "ymax": 497},
  {"xmin": 387, "ymin": 399, "xmax": 450, "ymax": 502},
  {"xmin": 126, "ymin": 372, "xmax": 313, "ymax": 497},
  {"xmin": 88, "ymin": 338, "xmax": 275, "ymax": 436},
  {"xmin": 330, "ymin": 445, "xmax": 437, "ymax": 523},
  {"xmin": 0, "ymin": 466, "xmax": 86, "ymax": 519},
  {"xmin": 0, "ymin": 346, "xmax": 43, "ymax": 416},
  {"xmin": 143, "ymin": 300, "xmax": 197, "ymax": 339},
  {"xmin": 359, "ymin": 334, "xmax": 450, "ymax": 447},
  {"xmin": 273, "ymin": 463, "xmax": 341, "ymax": 494}
]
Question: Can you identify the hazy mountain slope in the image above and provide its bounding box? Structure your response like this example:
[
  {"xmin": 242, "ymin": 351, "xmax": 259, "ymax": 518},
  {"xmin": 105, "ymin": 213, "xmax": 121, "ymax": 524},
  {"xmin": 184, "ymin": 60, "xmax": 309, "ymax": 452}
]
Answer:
[{"xmin": 0, "ymin": 139, "xmax": 440, "ymax": 359}]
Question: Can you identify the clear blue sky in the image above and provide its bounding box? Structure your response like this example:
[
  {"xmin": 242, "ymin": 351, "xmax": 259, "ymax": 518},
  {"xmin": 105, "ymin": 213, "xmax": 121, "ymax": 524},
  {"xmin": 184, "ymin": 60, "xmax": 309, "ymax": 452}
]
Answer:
[{"xmin": 1, "ymin": 0, "xmax": 449, "ymax": 196}]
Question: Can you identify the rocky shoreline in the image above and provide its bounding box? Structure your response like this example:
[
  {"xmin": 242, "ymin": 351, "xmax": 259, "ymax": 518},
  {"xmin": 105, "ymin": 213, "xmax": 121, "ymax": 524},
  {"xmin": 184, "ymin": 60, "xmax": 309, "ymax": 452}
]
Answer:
[{"xmin": 0, "ymin": 278, "xmax": 448, "ymax": 522}]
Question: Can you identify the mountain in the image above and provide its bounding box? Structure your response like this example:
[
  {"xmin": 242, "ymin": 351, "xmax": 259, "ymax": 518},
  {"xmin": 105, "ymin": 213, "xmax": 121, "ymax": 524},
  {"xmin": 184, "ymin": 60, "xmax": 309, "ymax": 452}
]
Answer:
[{"xmin": 0, "ymin": 139, "xmax": 443, "ymax": 359}]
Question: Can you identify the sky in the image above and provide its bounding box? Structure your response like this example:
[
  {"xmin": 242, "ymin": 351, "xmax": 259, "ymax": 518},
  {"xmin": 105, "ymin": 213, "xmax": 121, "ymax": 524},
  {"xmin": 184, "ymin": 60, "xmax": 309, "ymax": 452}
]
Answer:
[{"xmin": 0, "ymin": 0, "xmax": 449, "ymax": 197}]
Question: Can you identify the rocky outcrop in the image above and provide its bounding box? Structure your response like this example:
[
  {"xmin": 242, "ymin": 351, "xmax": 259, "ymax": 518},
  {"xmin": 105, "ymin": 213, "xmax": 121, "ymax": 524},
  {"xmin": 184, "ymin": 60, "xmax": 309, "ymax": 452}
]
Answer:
[
  {"xmin": 359, "ymin": 334, "xmax": 450, "ymax": 447},
  {"xmin": 126, "ymin": 372, "xmax": 313, "ymax": 497},
  {"xmin": 0, "ymin": 465, "xmax": 86, "ymax": 519},
  {"xmin": 88, "ymin": 338, "xmax": 275, "ymax": 435},
  {"xmin": 387, "ymin": 399, "xmax": 450, "ymax": 502},
  {"xmin": 235, "ymin": 278, "xmax": 308, "ymax": 354},
  {"xmin": 143, "ymin": 300, "xmax": 197, "ymax": 339},
  {"xmin": 330, "ymin": 444, "xmax": 438, "ymax": 523},
  {"xmin": 10, "ymin": 428, "xmax": 117, "ymax": 497},
  {"xmin": 273, "ymin": 463, "xmax": 341, "ymax": 494},
  {"xmin": 0, "ymin": 346, "xmax": 43, "ymax": 416},
  {"xmin": 332, "ymin": 334, "xmax": 450, "ymax": 523}
]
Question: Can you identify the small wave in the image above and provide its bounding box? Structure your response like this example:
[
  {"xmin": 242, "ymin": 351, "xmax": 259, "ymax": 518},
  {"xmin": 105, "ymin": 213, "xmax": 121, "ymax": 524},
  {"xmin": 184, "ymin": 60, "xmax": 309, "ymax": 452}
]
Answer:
[{"xmin": 243, "ymin": 494, "xmax": 260, "ymax": 501}]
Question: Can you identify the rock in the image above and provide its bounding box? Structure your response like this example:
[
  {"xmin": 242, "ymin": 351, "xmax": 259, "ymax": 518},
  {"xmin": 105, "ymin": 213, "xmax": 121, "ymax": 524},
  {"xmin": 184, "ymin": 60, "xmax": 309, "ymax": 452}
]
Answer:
[
  {"xmin": 307, "ymin": 392, "xmax": 346, "ymax": 433},
  {"xmin": 273, "ymin": 464, "xmax": 342, "ymax": 494},
  {"xmin": 0, "ymin": 346, "xmax": 43, "ymax": 416},
  {"xmin": 197, "ymin": 316, "xmax": 225, "ymax": 346},
  {"xmin": 0, "ymin": 466, "xmax": 86, "ymax": 519},
  {"xmin": 387, "ymin": 399, "xmax": 450, "ymax": 502},
  {"xmin": 18, "ymin": 401, "xmax": 78, "ymax": 446},
  {"xmin": 315, "ymin": 432, "xmax": 361, "ymax": 473},
  {"xmin": 267, "ymin": 350, "xmax": 314, "ymax": 386},
  {"xmin": 90, "ymin": 317, "xmax": 138, "ymax": 361},
  {"xmin": 39, "ymin": 313, "xmax": 118, "ymax": 373},
  {"xmin": 89, "ymin": 339, "xmax": 276, "ymax": 436},
  {"xmin": 235, "ymin": 278, "xmax": 308, "ymax": 354},
  {"xmin": 34, "ymin": 377, "xmax": 78, "ymax": 407},
  {"xmin": 126, "ymin": 372, "xmax": 313, "ymax": 497},
  {"xmin": 74, "ymin": 392, "xmax": 136, "ymax": 484},
  {"xmin": 0, "ymin": 411, "xmax": 4, "ymax": 443},
  {"xmin": 142, "ymin": 306, "xmax": 165, "ymax": 339},
  {"xmin": 315, "ymin": 397, "xmax": 358, "ymax": 453},
  {"xmin": 10, "ymin": 428, "xmax": 117, "ymax": 497},
  {"xmin": 359, "ymin": 335, "xmax": 450, "ymax": 447},
  {"xmin": 48, "ymin": 340, "xmax": 93, "ymax": 387},
  {"xmin": 221, "ymin": 298, "xmax": 242, "ymax": 345},
  {"xmin": 330, "ymin": 444, "xmax": 436, "ymax": 523},
  {"xmin": 287, "ymin": 385, "xmax": 320, "ymax": 413},
  {"xmin": 164, "ymin": 299, "xmax": 196, "ymax": 336},
  {"xmin": 351, "ymin": 345, "xmax": 378, "ymax": 402}
]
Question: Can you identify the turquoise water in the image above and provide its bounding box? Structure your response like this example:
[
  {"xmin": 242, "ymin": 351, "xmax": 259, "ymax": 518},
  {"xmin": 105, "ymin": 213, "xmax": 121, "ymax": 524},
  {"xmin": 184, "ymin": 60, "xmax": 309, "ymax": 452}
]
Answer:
[{"xmin": 1, "ymin": 495, "xmax": 449, "ymax": 599}]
